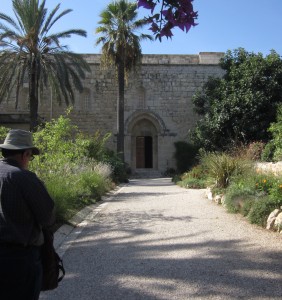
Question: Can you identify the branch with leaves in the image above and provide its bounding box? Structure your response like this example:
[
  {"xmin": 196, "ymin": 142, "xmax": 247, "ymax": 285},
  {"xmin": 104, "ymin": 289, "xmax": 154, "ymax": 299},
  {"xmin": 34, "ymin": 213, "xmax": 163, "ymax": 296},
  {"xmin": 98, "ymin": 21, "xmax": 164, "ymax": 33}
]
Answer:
[{"xmin": 137, "ymin": 0, "xmax": 198, "ymax": 40}]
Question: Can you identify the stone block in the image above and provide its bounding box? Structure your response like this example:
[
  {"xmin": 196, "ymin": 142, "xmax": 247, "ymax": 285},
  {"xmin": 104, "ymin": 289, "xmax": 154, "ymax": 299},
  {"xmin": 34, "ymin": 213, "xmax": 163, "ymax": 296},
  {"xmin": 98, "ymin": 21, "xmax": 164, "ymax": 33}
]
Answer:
[
  {"xmin": 266, "ymin": 209, "xmax": 281, "ymax": 230},
  {"xmin": 274, "ymin": 212, "xmax": 282, "ymax": 232}
]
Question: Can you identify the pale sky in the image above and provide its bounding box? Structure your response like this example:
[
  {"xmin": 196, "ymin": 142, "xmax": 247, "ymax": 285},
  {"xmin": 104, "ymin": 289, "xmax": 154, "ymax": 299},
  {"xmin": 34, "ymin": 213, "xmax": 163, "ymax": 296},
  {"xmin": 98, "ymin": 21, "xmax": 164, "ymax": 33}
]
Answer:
[{"xmin": 1, "ymin": 0, "xmax": 281, "ymax": 56}]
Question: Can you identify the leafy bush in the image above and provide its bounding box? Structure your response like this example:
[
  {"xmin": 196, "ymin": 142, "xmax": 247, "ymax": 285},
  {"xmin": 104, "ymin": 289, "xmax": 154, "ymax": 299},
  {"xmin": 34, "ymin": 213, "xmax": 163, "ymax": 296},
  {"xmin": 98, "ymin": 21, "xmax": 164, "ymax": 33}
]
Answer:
[
  {"xmin": 261, "ymin": 142, "xmax": 275, "ymax": 162},
  {"xmin": 224, "ymin": 177, "xmax": 257, "ymax": 213},
  {"xmin": 241, "ymin": 198, "xmax": 256, "ymax": 217},
  {"xmin": 265, "ymin": 105, "xmax": 282, "ymax": 161},
  {"xmin": 268, "ymin": 180, "xmax": 282, "ymax": 205},
  {"xmin": 224, "ymin": 170, "xmax": 282, "ymax": 226},
  {"xmin": 102, "ymin": 149, "xmax": 129, "ymax": 183},
  {"xmin": 0, "ymin": 126, "xmax": 9, "ymax": 144},
  {"xmin": 245, "ymin": 142, "xmax": 265, "ymax": 161},
  {"xmin": 30, "ymin": 115, "xmax": 116, "ymax": 223},
  {"xmin": 254, "ymin": 174, "xmax": 276, "ymax": 194},
  {"xmin": 200, "ymin": 152, "xmax": 251, "ymax": 189},
  {"xmin": 248, "ymin": 197, "xmax": 280, "ymax": 226},
  {"xmin": 178, "ymin": 177, "xmax": 207, "ymax": 189},
  {"xmin": 174, "ymin": 141, "xmax": 199, "ymax": 173},
  {"xmin": 178, "ymin": 164, "xmax": 208, "ymax": 188},
  {"xmin": 191, "ymin": 49, "xmax": 282, "ymax": 151}
]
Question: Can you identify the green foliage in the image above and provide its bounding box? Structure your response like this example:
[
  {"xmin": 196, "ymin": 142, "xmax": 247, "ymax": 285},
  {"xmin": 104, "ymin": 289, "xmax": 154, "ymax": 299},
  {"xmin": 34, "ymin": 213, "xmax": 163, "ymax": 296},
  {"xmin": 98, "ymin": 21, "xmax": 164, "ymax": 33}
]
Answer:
[
  {"xmin": 0, "ymin": 126, "xmax": 10, "ymax": 159},
  {"xmin": 173, "ymin": 141, "xmax": 199, "ymax": 173},
  {"xmin": 268, "ymin": 181, "xmax": 282, "ymax": 205},
  {"xmin": 177, "ymin": 164, "xmax": 208, "ymax": 189},
  {"xmin": 176, "ymin": 148, "xmax": 282, "ymax": 228},
  {"xmin": 95, "ymin": 0, "xmax": 152, "ymax": 74},
  {"xmin": 178, "ymin": 177, "xmax": 207, "ymax": 189},
  {"xmin": 200, "ymin": 152, "xmax": 250, "ymax": 189},
  {"xmin": 264, "ymin": 105, "xmax": 282, "ymax": 161},
  {"xmin": 241, "ymin": 198, "xmax": 256, "ymax": 217},
  {"xmin": 224, "ymin": 172, "xmax": 258, "ymax": 213},
  {"xmin": 102, "ymin": 149, "xmax": 129, "ymax": 183},
  {"xmin": 0, "ymin": 0, "xmax": 90, "ymax": 130},
  {"xmin": 261, "ymin": 142, "xmax": 275, "ymax": 162},
  {"xmin": 79, "ymin": 171, "xmax": 112, "ymax": 201},
  {"xmin": 248, "ymin": 197, "xmax": 279, "ymax": 226},
  {"xmin": 254, "ymin": 174, "xmax": 276, "ymax": 194},
  {"xmin": 81, "ymin": 131, "xmax": 112, "ymax": 160},
  {"xmin": 224, "ymin": 170, "xmax": 282, "ymax": 225},
  {"xmin": 247, "ymin": 173, "xmax": 282, "ymax": 226},
  {"xmin": 27, "ymin": 114, "xmax": 116, "ymax": 224},
  {"xmin": 191, "ymin": 48, "xmax": 282, "ymax": 151},
  {"xmin": 245, "ymin": 142, "xmax": 265, "ymax": 161},
  {"xmin": 95, "ymin": 0, "xmax": 153, "ymax": 159},
  {"xmin": 0, "ymin": 126, "xmax": 9, "ymax": 144}
]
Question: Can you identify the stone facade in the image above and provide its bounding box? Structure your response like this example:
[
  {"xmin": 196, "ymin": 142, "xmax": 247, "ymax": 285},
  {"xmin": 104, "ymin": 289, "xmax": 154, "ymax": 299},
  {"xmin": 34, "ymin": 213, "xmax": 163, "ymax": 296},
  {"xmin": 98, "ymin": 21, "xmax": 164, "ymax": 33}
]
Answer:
[{"xmin": 0, "ymin": 52, "xmax": 225, "ymax": 174}]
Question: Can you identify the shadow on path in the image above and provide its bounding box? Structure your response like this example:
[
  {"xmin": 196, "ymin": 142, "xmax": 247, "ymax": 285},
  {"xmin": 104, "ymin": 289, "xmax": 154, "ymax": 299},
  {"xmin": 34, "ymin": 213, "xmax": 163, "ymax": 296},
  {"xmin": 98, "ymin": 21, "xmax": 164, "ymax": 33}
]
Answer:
[{"xmin": 41, "ymin": 180, "xmax": 282, "ymax": 300}]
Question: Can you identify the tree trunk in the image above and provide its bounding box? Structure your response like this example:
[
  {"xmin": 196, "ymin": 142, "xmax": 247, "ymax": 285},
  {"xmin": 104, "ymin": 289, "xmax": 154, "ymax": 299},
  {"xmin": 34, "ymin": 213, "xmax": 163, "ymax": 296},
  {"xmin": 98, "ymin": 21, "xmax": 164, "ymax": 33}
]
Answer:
[
  {"xmin": 117, "ymin": 61, "xmax": 125, "ymax": 162},
  {"xmin": 29, "ymin": 55, "xmax": 39, "ymax": 132}
]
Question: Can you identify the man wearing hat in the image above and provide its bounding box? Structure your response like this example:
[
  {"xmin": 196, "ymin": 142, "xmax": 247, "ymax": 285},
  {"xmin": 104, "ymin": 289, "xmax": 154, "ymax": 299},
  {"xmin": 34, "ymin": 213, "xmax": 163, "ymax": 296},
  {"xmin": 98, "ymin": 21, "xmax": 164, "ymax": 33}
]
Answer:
[{"xmin": 0, "ymin": 129, "xmax": 55, "ymax": 300}]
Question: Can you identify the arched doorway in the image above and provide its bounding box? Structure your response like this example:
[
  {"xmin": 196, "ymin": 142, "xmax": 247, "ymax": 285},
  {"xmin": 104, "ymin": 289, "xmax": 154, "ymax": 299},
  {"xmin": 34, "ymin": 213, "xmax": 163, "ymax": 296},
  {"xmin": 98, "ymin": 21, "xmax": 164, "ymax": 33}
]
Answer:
[
  {"xmin": 125, "ymin": 110, "xmax": 166, "ymax": 173},
  {"xmin": 136, "ymin": 136, "xmax": 153, "ymax": 168},
  {"xmin": 129, "ymin": 118, "xmax": 158, "ymax": 171}
]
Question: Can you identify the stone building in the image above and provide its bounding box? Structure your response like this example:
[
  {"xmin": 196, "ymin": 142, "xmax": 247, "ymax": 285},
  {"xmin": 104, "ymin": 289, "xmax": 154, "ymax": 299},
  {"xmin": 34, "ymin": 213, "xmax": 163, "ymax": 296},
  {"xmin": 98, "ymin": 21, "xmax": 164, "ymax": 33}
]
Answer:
[{"xmin": 0, "ymin": 52, "xmax": 224, "ymax": 175}]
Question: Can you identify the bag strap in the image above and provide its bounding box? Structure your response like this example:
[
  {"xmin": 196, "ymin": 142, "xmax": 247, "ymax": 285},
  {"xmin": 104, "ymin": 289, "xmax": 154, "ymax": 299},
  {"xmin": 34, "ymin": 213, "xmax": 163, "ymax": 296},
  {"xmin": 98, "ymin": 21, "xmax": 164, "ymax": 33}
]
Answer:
[{"xmin": 55, "ymin": 252, "xmax": 65, "ymax": 282}]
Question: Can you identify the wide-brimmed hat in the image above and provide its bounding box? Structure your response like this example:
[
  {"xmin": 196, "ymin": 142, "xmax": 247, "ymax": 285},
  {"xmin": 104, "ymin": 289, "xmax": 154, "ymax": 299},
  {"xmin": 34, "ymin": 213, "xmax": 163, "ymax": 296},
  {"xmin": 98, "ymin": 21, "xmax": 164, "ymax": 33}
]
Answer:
[{"xmin": 0, "ymin": 129, "xmax": 40, "ymax": 155}]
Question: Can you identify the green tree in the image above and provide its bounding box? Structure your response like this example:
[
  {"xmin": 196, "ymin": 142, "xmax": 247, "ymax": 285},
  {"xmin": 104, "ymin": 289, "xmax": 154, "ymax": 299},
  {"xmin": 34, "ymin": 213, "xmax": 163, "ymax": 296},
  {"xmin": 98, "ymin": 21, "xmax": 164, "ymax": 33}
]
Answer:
[
  {"xmin": 0, "ymin": 0, "xmax": 90, "ymax": 131},
  {"xmin": 264, "ymin": 105, "xmax": 282, "ymax": 161},
  {"xmin": 95, "ymin": 0, "xmax": 152, "ymax": 161},
  {"xmin": 191, "ymin": 48, "xmax": 282, "ymax": 150}
]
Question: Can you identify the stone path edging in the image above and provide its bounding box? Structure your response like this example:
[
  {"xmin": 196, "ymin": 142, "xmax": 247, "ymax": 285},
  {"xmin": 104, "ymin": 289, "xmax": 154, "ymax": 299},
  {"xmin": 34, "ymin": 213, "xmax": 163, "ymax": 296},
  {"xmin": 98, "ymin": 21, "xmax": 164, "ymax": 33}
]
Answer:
[{"xmin": 53, "ymin": 185, "xmax": 125, "ymax": 257}]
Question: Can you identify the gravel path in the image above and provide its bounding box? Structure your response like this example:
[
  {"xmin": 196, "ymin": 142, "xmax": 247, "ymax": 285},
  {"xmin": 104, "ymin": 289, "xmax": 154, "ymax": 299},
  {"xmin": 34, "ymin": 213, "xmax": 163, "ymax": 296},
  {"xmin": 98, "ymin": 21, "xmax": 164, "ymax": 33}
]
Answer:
[{"xmin": 40, "ymin": 178, "xmax": 282, "ymax": 300}]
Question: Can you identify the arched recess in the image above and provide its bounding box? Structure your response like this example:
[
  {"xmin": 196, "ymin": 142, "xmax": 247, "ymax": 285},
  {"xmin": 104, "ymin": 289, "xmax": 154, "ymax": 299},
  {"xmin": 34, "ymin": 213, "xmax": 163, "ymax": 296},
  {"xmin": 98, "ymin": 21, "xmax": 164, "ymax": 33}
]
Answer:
[
  {"xmin": 125, "ymin": 110, "xmax": 166, "ymax": 135},
  {"xmin": 125, "ymin": 111, "xmax": 166, "ymax": 171}
]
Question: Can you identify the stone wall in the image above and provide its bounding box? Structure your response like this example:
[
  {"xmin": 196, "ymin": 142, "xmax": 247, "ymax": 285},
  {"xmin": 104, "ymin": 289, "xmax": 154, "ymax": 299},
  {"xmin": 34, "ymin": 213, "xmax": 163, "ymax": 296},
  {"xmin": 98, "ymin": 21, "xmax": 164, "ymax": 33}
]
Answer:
[
  {"xmin": 256, "ymin": 162, "xmax": 282, "ymax": 175},
  {"xmin": 0, "ymin": 53, "xmax": 225, "ymax": 174}
]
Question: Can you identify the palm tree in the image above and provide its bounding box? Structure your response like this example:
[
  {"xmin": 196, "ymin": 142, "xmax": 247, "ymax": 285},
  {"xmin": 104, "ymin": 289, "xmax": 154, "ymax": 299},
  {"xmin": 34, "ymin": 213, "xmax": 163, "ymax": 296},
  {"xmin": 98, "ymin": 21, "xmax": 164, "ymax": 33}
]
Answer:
[
  {"xmin": 0, "ymin": 0, "xmax": 90, "ymax": 131},
  {"xmin": 95, "ymin": 0, "xmax": 152, "ymax": 162}
]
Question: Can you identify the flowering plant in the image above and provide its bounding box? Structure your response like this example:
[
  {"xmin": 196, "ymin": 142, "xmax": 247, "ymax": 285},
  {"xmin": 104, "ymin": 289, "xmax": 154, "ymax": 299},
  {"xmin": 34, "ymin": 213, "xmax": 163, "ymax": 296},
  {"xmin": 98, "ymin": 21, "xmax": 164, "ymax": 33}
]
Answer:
[
  {"xmin": 137, "ymin": 0, "xmax": 198, "ymax": 39},
  {"xmin": 255, "ymin": 178, "xmax": 272, "ymax": 194}
]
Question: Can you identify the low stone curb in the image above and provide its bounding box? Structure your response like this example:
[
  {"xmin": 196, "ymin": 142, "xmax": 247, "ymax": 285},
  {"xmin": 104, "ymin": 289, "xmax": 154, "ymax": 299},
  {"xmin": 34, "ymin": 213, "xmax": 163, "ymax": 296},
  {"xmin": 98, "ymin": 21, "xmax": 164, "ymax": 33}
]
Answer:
[{"xmin": 53, "ymin": 185, "xmax": 124, "ymax": 256}]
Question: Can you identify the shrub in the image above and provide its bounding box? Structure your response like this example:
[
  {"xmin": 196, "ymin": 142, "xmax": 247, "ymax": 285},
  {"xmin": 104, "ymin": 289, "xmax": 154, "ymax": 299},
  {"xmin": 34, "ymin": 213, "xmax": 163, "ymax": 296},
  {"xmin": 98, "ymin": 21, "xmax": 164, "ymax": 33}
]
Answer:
[
  {"xmin": 179, "ymin": 177, "xmax": 207, "ymax": 189},
  {"xmin": 241, "ymin": 198, "xmax": 256, "ymax": 217},
  {"xmin": 178, "ymin": 164, "xmax": 208, "ymax": 189},
  {"xmin": 45, "ymin": 174, "xmax": 79, "ymax": 224},
  {"xmin": 266, "ymin": 105, "xmax": 282, "ymax": 161},
  {"xmin": 245, "ymin": 141, "xmax": 265, "ymax": 161},
  {"xmin": 248, "ymin": 197, "xmax": 279, "ymax": 226},
  {"xmin": 174, "ymin": 141, "xmax": 199, "ymax": 173},
  {"xmin": 261, "ymin": 142, "xmax": 275, "ymax": 162},
  {"xmin": 0, "ymin": 126, "xmax": 9, "ymax": 144},
  {"xmin": 268, "ymin": 181, "xmax": 282, "ymax": 205},
  {"xmin": 0, "ymin": 117, "xmax": 115, "ymax": 225},
  {"xmin": 102, "ymin": 149, "xmax": 128, "ymax": 183},
  {"xmin": 181, "ymin": 164, "xmax": 208, "ymax": 180},
  {"xmin": 78, "ymin": 131, "xmax": 111, "ymax": 160},
  {"xmin": 254, "ymin": 174, "xmax": 276, "ymax": 194},
  {"xmin": 200, "ymin": 152, "xmax": 251, "ymax": 189},
  {"xmin": 0, "ymin": 126, "xmax": 10, "ymax": 158},
  {"xmin": 224, "ymin": 181, "xmax": 256, "ymax": 213},
  {"xmin": 36, "ymin": 158, "xmax": 113, "ymax": 224}
]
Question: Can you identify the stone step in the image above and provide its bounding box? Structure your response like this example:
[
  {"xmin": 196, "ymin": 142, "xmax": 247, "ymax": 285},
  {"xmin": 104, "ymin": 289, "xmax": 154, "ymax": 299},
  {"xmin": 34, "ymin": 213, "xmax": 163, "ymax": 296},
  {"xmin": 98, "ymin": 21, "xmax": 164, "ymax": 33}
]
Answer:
[{"xmin": 130, "ymin": 169, "xmax": 162, "ymax": 179}]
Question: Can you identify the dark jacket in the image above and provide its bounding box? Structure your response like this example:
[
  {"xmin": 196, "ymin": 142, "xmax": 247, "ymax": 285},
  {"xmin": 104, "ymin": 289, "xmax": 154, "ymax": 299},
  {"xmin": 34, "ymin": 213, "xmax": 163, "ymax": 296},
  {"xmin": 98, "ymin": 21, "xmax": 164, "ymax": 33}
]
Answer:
[{"xmin": 0, "ymin": 158, "xmax": 55, "ymax": 246}]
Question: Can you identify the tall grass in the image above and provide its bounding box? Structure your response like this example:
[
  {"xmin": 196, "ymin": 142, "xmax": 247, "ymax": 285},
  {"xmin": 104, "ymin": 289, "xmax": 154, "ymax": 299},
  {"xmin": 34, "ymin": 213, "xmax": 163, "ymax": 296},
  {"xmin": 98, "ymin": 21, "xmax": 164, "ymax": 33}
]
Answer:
[
  {"xmin": 200, "ymin": 152, "xmax": 251, "ymax": 189},
  {"xmin": 42, "ymin": 159, "xmax": 113, "ymax": 224},
  {"xmin": 0, "ymin": 114, "xmax": 119, "ymax": 226}
]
